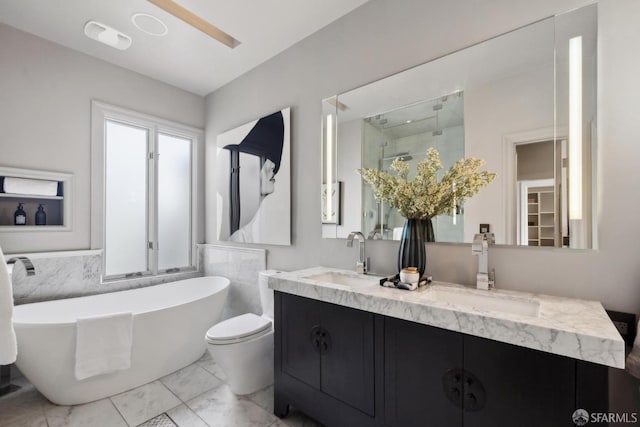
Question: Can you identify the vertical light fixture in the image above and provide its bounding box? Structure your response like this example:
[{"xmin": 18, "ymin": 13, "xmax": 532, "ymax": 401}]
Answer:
[
  {"xmin": 569, "ymin": 36, "xmax": 583, "ymax": 220},
  {"xmin": 325, "ymin": 113, "xmax": 334, "ymax": 222}
]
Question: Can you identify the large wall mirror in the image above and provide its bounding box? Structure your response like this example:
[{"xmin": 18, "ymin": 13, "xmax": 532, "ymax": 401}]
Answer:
[{"xmin": 321, "ymin": 4, "xmax": 597, "ymax": 249}]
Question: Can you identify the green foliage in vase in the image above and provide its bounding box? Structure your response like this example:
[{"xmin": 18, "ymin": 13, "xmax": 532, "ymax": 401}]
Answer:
[{"xmin": 358, "ymin": 148, "xmax": 496, "ymax": 220}]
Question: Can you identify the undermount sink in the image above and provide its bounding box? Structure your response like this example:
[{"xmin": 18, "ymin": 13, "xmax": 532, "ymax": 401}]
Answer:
[
  {"xmin": 430, "ymin": 288, "xmax": 540, "ymax": 317},
  {"xmin": 304, "ymin": 272, "xmax": 378, "ymax": 287}
]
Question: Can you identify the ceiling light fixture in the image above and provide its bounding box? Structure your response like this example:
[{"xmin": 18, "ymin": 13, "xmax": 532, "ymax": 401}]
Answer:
[
  {"xmin": 132, "ymin": 13, "xmax": 168, "ymax": 36},
  {"xmin": 84, "ymin": 21, "xmax": 132, "ymax": 50},
  {"xmin": 146, "ymin": 0, "xmax": 240, "ymax": 48}
]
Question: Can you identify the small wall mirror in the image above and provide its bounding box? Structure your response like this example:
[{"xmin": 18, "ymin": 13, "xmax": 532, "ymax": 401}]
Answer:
[{"xmin": 321, "ymin": 3, "xmax": 597, "ymax": 249}]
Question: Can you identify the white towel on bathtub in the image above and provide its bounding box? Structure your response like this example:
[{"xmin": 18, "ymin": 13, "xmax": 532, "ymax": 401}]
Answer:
[
  {"xmin": 75, "ymin": 312, "xmax": 133, "ymax": 380},
  {"xmin": 0, "ymin": 244, "xmax": 17, "ymax": 365}
]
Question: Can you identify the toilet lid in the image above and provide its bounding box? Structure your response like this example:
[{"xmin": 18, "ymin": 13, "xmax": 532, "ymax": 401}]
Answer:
[{"xmin": 206, "ymin": 313, "xmax": 272, "ymax": 344}]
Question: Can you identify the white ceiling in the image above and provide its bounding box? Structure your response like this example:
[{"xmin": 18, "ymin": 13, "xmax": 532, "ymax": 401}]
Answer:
[{"xmin": 0, "ymin": 0, "xmax": 370, "ymax": 96}]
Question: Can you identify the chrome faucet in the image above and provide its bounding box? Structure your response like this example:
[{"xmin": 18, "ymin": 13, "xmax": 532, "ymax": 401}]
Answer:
[
  {"xmin": 346, "ymin": 231, "xmax": 368, "ymax": 274},
  {"xmin": 367, "ymin": 230, "xmax": 382, "ymax": 240},
  {"xmin": 7, "ymin": 257, "xmax": 36, "ymax": 276},
  {"xmin": 472, "ymin": 233, "xmax": 494, "ymax": 290}
]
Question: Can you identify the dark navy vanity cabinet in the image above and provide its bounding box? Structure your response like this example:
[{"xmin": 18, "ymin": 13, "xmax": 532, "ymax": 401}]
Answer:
[
  {"xmin": 274, "ymin": 292, "xmax": 608, "ymax": 427},
  {"xmin": 275, "ymin": 292, "xmax": 379, "ymax": 425}
]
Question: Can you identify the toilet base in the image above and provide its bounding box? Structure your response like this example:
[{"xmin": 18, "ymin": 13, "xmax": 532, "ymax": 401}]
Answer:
[{"xmin": 207, "ymin": 330, "xmax": 274, "ymax": 395}]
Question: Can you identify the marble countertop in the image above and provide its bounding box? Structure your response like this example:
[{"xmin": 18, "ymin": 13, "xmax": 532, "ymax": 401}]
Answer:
[{"xmin": 269, "ymin": 267, "xmax": 625, "ymax": 369}]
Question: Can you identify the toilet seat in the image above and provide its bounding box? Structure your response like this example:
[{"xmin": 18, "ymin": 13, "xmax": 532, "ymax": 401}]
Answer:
[{"xmin": 206, "ymin": 313, "xmax": 272, "ymax": 345}]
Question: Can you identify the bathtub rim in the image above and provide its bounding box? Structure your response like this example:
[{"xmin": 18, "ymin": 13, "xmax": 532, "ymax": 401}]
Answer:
[{"xmin": 12, "ymin": 275, "xmax": 230, "ymax": 327}]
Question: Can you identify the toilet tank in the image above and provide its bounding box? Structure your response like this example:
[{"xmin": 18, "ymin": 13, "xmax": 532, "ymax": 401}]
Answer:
[{"xmin": 258, "ymin": 270, "xmax": 281, "ymax": 320}]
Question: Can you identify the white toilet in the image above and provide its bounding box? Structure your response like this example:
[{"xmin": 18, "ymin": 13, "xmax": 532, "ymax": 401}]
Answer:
[{"xmin": 205, "ymin": 270, "xmax": 279, "ymax": 395}]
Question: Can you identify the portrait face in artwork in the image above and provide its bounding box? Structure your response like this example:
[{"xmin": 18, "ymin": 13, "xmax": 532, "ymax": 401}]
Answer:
[
  {"xmin": 221, "ymin": 111, "xmax": 286, "ymax": 242},
  {"xmin": 260, "ymin": 159, "xmax": 276, "ymax": 196}
]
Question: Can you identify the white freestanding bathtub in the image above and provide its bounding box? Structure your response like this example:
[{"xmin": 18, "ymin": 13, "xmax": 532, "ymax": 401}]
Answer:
[{"xmin": 12, "ymin": 276, "xmax": 229, "ymax": 405}]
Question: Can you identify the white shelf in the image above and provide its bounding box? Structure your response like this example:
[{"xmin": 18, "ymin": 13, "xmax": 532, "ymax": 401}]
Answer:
[
  {"xmin": 0, "ymin": 193, "xmax": 62, "ymax": 200},
  {"xmin": 0, "ymin": 225, "xmax": 67, "ymax": 232},
  {"xmin": 526, "ymin": 186, "xmax": 556, "ymax": 247}
]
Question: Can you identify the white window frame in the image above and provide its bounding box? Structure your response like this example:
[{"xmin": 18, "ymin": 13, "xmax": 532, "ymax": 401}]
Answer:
[{"xmin": 91, "ymin": 101, "xmax": 201, "ymax": 280}]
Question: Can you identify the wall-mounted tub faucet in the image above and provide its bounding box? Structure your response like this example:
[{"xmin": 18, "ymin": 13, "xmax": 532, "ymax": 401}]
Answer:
[
  {"xmin": 472, "ymin": 233, "xmax": 494, "ymax": 290},
  {"xmin": 346, "ymin": 231, "xmax": 368, "ymax": 274},
  {"xmin": 7, "ymin": 256, "xmax": 36, "ymax": 276}
]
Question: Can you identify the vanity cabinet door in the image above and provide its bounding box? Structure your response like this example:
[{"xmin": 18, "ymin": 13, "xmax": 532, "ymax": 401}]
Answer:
[
  {"xmin": 320, "ymin": 302, "xmax": 375, "ymax": 416},
  {"xmin": 462, "ymin": 335, "xmax": 575, "ymax": 427},
  {"xmin": 280, "ymin": 293, "xmax": 321, "ymax": 388},
  {"xmin": 384, "ymin": 317, "xmax": 464, "ymax": 427},
  {"xmin": 276, "ymin": 293, "xmax": 379, "ymax": 425}
]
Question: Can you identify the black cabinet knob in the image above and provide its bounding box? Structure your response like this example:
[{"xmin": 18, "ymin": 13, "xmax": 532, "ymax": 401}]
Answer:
[
  {"xmin": 461, "ymin": 371, "xmax": 486, "ymax": 412},
  {"xmin": 321, "ymin": 332, "xmax": 332, "ymax": 354},
  {"xmin": 309, "ymin": 326, "xmax": 322, "ymax": 353},
  {"xmin": 442, "ymin": 368, "xmax": 465, "ymax": 409},
  {"xmin": 450, "ymin": 387, "xmax": 460, "ymax": 400},
  {"xmin": 465, "ymin": 392, "xmax": 477, "ymax": 407}
]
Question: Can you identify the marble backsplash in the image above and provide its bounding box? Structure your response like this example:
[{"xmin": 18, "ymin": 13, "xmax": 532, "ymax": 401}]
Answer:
[
  {"xmin": 9, "ymin": 245, "xmax": 268, "ymax": 308},
  {"xmin": 200, "ymin": 245, "xmax": 267, "ymax": 320},
  {"xmin": 9, "ymin": 251, "xmax": 201, "ymax": 305}
]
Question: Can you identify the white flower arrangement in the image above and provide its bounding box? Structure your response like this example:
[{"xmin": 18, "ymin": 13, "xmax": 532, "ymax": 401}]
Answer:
[{"xmin": 358, "ymin": 148, "xmax": 496, "ymax": 220}]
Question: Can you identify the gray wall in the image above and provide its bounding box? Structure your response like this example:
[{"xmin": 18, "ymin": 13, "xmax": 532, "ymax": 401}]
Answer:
[
  {"xmin": 205, "ymin": 0, "xmax": 640, "ymax": 315},
  {"xmin": 0, "ymin": 23, "xmax": 205, "ymax": 254}
]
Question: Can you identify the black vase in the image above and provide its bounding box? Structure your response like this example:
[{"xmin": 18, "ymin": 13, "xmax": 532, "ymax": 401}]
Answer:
[{"xmin": 397, "ymin": 217, "xmax": 434, "ymax": 278}]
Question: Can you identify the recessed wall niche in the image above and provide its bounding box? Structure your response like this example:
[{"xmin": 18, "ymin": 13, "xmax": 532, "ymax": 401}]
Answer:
[{"xmin": 0, "ymin": 166, "xmax": 73, "ymax": 231}]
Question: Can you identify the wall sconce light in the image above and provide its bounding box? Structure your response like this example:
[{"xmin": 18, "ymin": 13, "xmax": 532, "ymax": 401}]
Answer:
[{"xmin": 569, "ymin": 35, "xmax": 583, "ymax": 220}]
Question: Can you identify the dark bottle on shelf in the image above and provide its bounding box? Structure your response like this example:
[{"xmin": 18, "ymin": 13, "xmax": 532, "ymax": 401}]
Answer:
[
  {"xmin": 35, "ymin": 204, "xmax": 47, "ymax": 226},
  {"xmin": 14, "ymin": 203, "xmax": 26, "ymax": 225}
]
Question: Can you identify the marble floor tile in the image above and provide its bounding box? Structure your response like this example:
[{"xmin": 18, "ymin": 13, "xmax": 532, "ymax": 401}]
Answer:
[
  {"xmin": 269, "ymin": 411, "xmax": 324, "ymax": 427},
  {"xmin": 0, "ymin": 379, "xmax": 48, "ymax": 427},
  {"xmin": 110, "ymin": 380, "xmax": 181, "ymax": 426},
  {"xmin": 137, "ymin": 413, "xmax": 177, "ymax": 427},
  {"xmin": 160, "ymin": 364, "xmax": 222, "ymax": 402},
  {"xmin": 44, "ymin": 398, "xmax": 128, "ymax": 427},
  {"xmin": 243, "ymin": 386, "xmax": 322, "ymax": 426},
  {"xmin": 245, "ymin": 385, "xmax": 274, "ymax": 412},
  {"xmin": 187, "ymin": 384, "xmax": 279, "ymax": 427},
  {"xmin": 195, "ymin": 352, "xmax": 227, "ymax": 381},
  {"xmin": 167, "ymin": 404, "xmax": 208, "ymax": 427},
  {"xmin": 196, "ymin": 351, "xmax": 212, "ymax": 362},
  {"xmin": 0, "ymin": 411, "xmax": 48, "ymax": 427}
]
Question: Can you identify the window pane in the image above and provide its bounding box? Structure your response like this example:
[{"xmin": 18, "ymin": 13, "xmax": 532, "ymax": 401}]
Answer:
[
  {"xmin": 158, "ymin": 133, "xmax": 192, "ymax": 270},
  {"xmin": 105, "ymin": 120, "xmax": 148, "ymax": 276}
]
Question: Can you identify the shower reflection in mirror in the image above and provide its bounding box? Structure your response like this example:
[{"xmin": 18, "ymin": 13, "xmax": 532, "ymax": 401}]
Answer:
[{"xmin": 360, "ymin": 91, "xmax": 465, "ymax": 241}]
